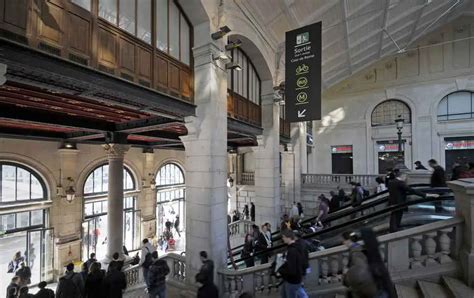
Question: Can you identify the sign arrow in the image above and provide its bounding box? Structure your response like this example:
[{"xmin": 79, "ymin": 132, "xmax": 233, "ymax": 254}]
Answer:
[{"xmin": 298, "ymin": 109, "xmax": 306, "ymax": 118}]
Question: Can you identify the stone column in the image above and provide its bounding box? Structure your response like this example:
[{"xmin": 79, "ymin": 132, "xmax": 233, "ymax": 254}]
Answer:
[
  {"xmin": 281, "ymin": 144, "xmax": 297, "ymax": 214},
  {"xmin": 180, "ymin": 39, "xmax": 228, "ymax": 284},
  {"xmin": 447, "ymin": 178, "xmax": 474, "ymax": 287},
  {"xmin": 140, "ymin": 149, "xmax": 157, "ymax": 238},
  {"xmin": 254, "ymin": 88, "xmax": 281, "ymax": 228},
  {"xmin": 290, "ymin": 123, "xmax": 303, "ymax": 201},
  {"xmin": 103, "ymin": 143, "xmax": 130, "ymax": 259}
]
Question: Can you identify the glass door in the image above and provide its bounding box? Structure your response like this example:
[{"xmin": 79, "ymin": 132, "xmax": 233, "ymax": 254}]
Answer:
[
  {"xmin": 123, "ymin": 209, "xmax": 141, "ymax": 253},
  {"xmin": 27, "ymin": 228, "xmax": 53, "ymax": 285}
]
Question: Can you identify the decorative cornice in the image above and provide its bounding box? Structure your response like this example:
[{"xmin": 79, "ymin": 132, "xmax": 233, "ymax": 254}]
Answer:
[{"xmin": 103, "ymin": 143, "xmax": 130, "ymax": 159}]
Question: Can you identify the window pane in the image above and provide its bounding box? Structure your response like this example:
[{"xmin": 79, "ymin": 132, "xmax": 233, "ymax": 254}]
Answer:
[
  {"xmin": 30, "ymin": 175, "xmax": 43, "ymax": 199},
  {"xmin": 85, "ymin": 203, "xmax": 93, "ymax": 216},
  {"xmin": 17, "ymin": 212, "xmax": 29, "ymax": 228},
  {"xmin": 72, "ymin": 0, "xmax": 91, "ymax": 11},
  {"xmin": 156, "ymin": 0, "xmax": 168, "ymax": 51},
  {"xmin": 448, "ymin": 92, "xmax": 471, "ymax": 120},
  {"xmin": 16, "ymin": 168, "xmax": 31, "ymax": 200},
  {"xmin": 137, "ymin": 0, "xmax": 152, "ymax": 44},
  {"xmin": 1, "ymin": 214, "xmax": 15, "ymax": 230},
  {"xmin": 169, "ymin": 2, "xmax": 180, "ymax": 59},
  {"xmin": 102, "ymin": 165, "xmax": 109, "ymax": 192},
  {"xmin": 93, "ymin": 168, "xmax": 102, "ymax": 193},
  {"xmin": 84, "ymin": 175, "xmax": 94, "ymax": 195},
  {"xmin": 180, "ymin": 15, "xmax": 190, "ymax": 65},
  {"xmin": 119, "ymin": 0, "xmax": 136, "ymax": 35},
  {"xmin": 1, "ymin": 165, "xmax": 16, "ymax": 202},
  {"xmin": 438, "ymin": 97, "xmax": 448, "ymax": 117},
  {"xmin": 99, "ymin": 0, "xmax": 117, "ymax": 24},
  {"xmin": 31, "ymin": 210, "xmax": 43, "ymax": 226}
]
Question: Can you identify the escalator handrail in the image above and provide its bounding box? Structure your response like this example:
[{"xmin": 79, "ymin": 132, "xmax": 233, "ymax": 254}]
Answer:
[{"xmin": 229, "ymin": 193, "xmax": 454, "ymax": 265}]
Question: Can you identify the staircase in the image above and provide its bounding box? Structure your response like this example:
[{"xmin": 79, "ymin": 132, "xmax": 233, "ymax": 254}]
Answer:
[{"xmin": 395, "ymin": 276, "xmax": 474, "ymax": 298}]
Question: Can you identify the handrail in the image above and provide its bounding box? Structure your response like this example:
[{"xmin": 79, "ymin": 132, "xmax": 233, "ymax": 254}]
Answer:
[
  {"xmin": 229, "ymin": 183, "xmax": 432, "ymax": 254},
  {"xmin": 229, "ymin": 193, "xmax": 454, "ymax": 265}
]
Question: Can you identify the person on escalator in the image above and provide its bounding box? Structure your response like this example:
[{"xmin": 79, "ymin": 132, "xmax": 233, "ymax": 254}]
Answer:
[
  {"xmin": 241, "ymin": 233, "xmax": 255, "ymax": 268},
  {"xmin": 428, "ymin": 159, "xmax": 447, "ymax": 213},
  {"xmin": 316, "ymin": 195, "xmax": 330, "ymax": 226},
  {"xmin": 280, "ymin": 214, "xmax": 291, "ymax": 231},
  {"xmin": 329, "ymin": 191, "xmax": 341, "ymax": 212},
  {"xmin": 384, "ymin": 168, "xmax": 396, "ymax": 186},
  {"xmin": 375, "ymin": 177, "xmax": 387, "ymax": 194},
  {"xmin": 388, "ymin": 171, "xmax": 428, "ymax": 232}
]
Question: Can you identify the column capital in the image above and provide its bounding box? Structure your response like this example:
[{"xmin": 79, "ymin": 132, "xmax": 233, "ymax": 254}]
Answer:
[{"xmin": 103, "ymin": 143, "xmax": 130, "ymax": 159}]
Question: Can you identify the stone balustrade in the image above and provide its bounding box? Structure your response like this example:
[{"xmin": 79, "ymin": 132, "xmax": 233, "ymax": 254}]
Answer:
[
  {"xmin": 218, "ymin": 217, "xmax": 463, "ymax": 297},
  {"xmin": 238, "ymin": 172, "xmax": 255, "ymax": 185},
  {"xmin": 228, "ymin": 219, "xmax": 254, "ymax": 238},
  {"xmin": 302, "ymin": 174, "xmax": 380, "ymax": 189}
]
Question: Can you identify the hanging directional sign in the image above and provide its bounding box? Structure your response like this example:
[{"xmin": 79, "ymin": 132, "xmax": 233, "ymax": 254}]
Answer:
[{"xmin": 285, "ymin": 22, "xmax": 322, "ymax": 122}]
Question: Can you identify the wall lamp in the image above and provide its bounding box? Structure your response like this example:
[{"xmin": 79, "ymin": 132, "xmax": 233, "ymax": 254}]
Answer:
[
  {"xmin": 211, "ymin": 26, "xmax": 231, "ymax": 40},
  {"xmin": 59, "ymin": 141, "xmax": 77, "ymax": 150},
  {"xmin": 225, "ymin": 62, "xmax": 242, "ymax": 71},
  {"xmin": 225, "ymin": 39, "xmax": 242, "ymax": 51},
  {"xmin": 212, "ymin": 52, "xmax": 232, "ymax": 62},
  {"xmin": 57, "ymin": 176, "xmax": 76, "ymax": 203}
]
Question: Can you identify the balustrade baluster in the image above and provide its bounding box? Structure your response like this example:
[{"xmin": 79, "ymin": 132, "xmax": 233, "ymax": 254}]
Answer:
[
  {"xmin": 424, "ymin": 232, "xmax": 438, "ymax": 266},
  {"xmin": 438, "ymin": 228, "xmax": 453, "ymax": 264},
  {"xmin": 410, "ymin": 235, "xmax": 423, "ymax": 269},
  {"xmin": 330, "ymin": 255, "xmax": 340, "ymax": 282},
  {"xmin": 342, "ymin": 252, "xmax": 349, "ymax": 274},
  {"xmin": 320, "ymin": 257, "xmax": 329, "ymax": 284}
]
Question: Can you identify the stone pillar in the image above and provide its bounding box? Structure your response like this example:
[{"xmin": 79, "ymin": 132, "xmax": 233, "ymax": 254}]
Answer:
[
  {"xmin": 180, "ymin": 39, "xmax": 228, "ymax": 284},
  {"xmin": 254, "ymin": 88, "xmax": 281, "ymax": 228},
  {"xmin": 281, "ymin": 144, "xmax": 297, "ymax": 214},
  {"xmin": 140, "ymin": 149, "xmax": 156, "ymax": 238},
  {"xmin": 290, "ymin": 123, "xmax": 303, "ymax": 201},
  {"xmin": 103, "ymin": 143, "xmax": 130, "ymax": 259},
  {"xmin": 447, "ymin": 178, "xmax": 474, "ymax": 287},
  {"xmin": 53, "ymin": 148, "xmax": 81, "ymax": 275}
]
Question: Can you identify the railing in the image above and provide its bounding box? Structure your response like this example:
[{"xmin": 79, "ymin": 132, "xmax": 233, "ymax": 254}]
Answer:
[
  {"xmin": 228, "ymin": 91, "xmax": 262, "ymax": 127},
  {"xmin": 302, "ymin": 174, "xmax": 380, "ymax": 189},
  {"xmin": 218, "ymin": 217, "xmax": 463, "ymax": 297},
  {"xmin": 124, "ymin": 253, "xmax": 186, "ymax": 291},
  {"xmin": 238, "ymin": 172, "xmax": 255, "ymax": 186},
  {"xmin": 228, "ymin": 220, "xmax": 254, "ymax": 238}
]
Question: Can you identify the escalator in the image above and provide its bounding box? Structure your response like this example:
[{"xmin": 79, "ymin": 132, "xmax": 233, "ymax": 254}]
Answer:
[{"xmin": 228, "ymin": 186, "xmax": 453, "ymax": 267}]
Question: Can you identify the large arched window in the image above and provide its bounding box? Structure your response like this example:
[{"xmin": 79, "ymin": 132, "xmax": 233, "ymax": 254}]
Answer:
[
  {"xmin": 82, "ymin": 164, "xmax": 139, "ymax": 259},
  {"xmin": 371, "ymin": 100, "xmax": 411, "ymax": 126},
  {"xmin": 0, "ymin": 162, "xmax": 47, "ymax": 203},
  {"xmin": 156, "ymin": 163, "xmax": 185, "ymax": 249},
  {"xmin": 438, "ymin": 91, "xmax": 474, "ymax": 121},
  {"xmin": 227, "ymin": 48, "xmax": 261, "ymax": 105}
]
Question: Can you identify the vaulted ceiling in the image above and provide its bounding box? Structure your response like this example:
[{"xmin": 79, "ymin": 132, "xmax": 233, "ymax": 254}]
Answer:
[{"xmin": 240, "ymin": 0, "xmax": 473, "ymax": 88}]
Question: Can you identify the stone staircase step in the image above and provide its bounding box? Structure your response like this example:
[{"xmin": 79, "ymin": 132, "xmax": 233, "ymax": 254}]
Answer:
[
  {"xmin": 418, "ymin": 280, "xmax": 450, "ymax": 298},
  {"xmin": 396, "ymin": 284, "xmax": 421, "ymax": 298},
  {"xmin": 442, "ymin": 276, "xmax": 474, "ymax": 298}
]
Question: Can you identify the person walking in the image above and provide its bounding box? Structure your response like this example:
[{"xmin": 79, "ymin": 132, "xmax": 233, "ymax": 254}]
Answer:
[
  {"xmin": 241, "ymin": 233, "xmax": 255, "ymax": 268},
  {"xmin": 15, "ymin": 262, "xmax": 31, "ymax": 287},
  {"xmin": 195, "ymin": 251, "xmax": 218, "ymax": 298},
  {"xmin": 174, "ymin": 215, "xmax": 181, "ymax": 238},
  {"xmin": 328, "ymin": 191, "xmax": 341, "ymax": 212},
  {"xmin": 428, "ymin": 159, "xmax": 447, "ymax": 213},
  {"xmin": 147, "ymin": 251, "xmax": 170, "ymax": 298},
  {"xmin": 296, "ymin": 202, "xmax": 304, "ymax": 218},
  {"xmin": 56, "ymin": 263, "xmax": 84, "ymax": 298},
  {"xmin": 255, "ymin": 225, "xmax": 269, "ymax": 264},
  {"xmin": 316, "ymin": 195, "xmax": 330, "ymax": 225},
  {"xmin": 243, "ymin": 205, "xmax": 250, "ymax": 220},
  {"xmin": 250, "ymin": 202, "xmax": 255, "ymax": 222},
  {"xmin": 140, "ymin": 238, "xmax": 155, "ymax": 288},
  {"xmin": 85, "ymin": 262, "xmax": 104, "ymax": 298},
  {"xmin": 280, "ymin": 214, "xmax": 291, "ymax": 231},
  {"xmin": 34, "ymin": 281, "xmax": 55, "ymax": 298},
  {"xmin": 6, "ymin": 276, "xmax": 20, "ymax": 298},
  {"xmin": 8, "ymin": 251, "xmax": 24, "ymax": 274},
  {"xmin": 277, "ymin": 229, "xmax": 307, "ymax": 298},
  {"xmin": 84, "ymin": 253, "xmax": 96, "ymax": 272},
  {"xmin": 102, "ymin": 262, "xmax": 126, "ymax": 298},
  {"xmin": 289, "ymin": 202, "xmax": 299, "ymax": 219},
  {"xmin": 414, "ymin": 161, "xmax": 428, "ymax": 170},
  {"xmin": 388, "ymin": 171, "xmax": 429, "ymax": 232},
  {"xmin": 375, "ymin": 177, "xmax": 387, "ymax": 193}
]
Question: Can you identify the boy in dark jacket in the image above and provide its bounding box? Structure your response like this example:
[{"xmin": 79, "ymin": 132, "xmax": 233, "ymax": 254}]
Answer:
[
  {"xmin": 34, "ymin": 281, "xmax": 55, "ymax": 298},
  {"xmin": 102, "ymin": 262, "xmax": 126, "ymax": 298},
  {"xmin": 278, "ymin": 229, "xmax": 307, "ymax": 298},
  {"xmin": 56, "ymin": 263, "xmax": 84, "ymax": 298},
  {"xmin": 147, "ymin": 251, "xmax": 170, "ymax": 298}
]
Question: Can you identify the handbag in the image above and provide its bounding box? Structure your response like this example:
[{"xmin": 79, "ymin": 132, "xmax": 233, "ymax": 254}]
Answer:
[{"xmin": 7, "ymin": 261, "xmax": 14, "ymax": 273}]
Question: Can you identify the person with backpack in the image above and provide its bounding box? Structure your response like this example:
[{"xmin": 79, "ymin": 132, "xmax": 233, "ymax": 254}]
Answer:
[
  {"xmin": 109, "ymin": 252, "xmax": 124, "ymax": 272},
  {"xmin": 102, "ymin": 262, "xmax": 126, "ymax": 298},
  {"xmin": 140, "ymin": 238, "xmax": 155, "ymax": 287},
  {"xmin": 85, "ymin": 262, "xmax": 105, "ymax": 298},
  {"xmin": 277, "ymin": 229, "xmax": 308, "ymax": 298},
  {"xmin": 15, "ymin": 262, "xmax": 31, "ymax": 287},
  {"xmin": 34, "ymin": 281, "xmax": 55, "ymax": 298},
  {"xmin": 83, "ymin": 253, "xmax": 96, "ymax": 272},
  {"xmin": 6, "ymin": 276, "xmax": 20, "ymax": 298},
  {"xmin": 196, "ymin": 251, "xmax": 218, "ymax": 298},
  {"xmin": 147, "ymin": 251, "xmax": 170, "ymax": 298},
  {"xmin": 56, "ymin": 263, "xmax": 84, "ymax": 298}
]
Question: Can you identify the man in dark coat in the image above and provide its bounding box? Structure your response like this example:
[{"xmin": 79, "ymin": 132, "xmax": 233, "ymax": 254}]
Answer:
[
  {"xmin": 428, "ymin": 159, "xmax": 447, "ymax": 213},
  {"xmin": 147, "ymin": 251, "xmax": 170, "ymax": 298},
  {"xmin": 35, "ymin": 281, "xmax": 55, "ymax": 298},
  {"xmin": 195, "ymin": 251, "xmax": 218, "ymax": 298},
  {"xmin": 56, "ymin": 263, "xmax": 84, "ymax": 298},
  {"xmin": 6, "ymin": 276, "xmax": 20, "ymax": 298},
  {"xmin": 250, "ymin": 202, "xmax": 255, "ymax": 222},
  {"xmin": 102, "ymin": 262, "xmax": 126, "ymax": 298},
  {"xmin": 388, "ymin": 172, "xmax": 428, "ymax": 232},
  {"xmin": 277, "ymin": 229, "xmax": 307, "ymax": 297}
]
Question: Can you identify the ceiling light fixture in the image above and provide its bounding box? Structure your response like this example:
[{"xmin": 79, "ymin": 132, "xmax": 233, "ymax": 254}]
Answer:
[
  {"xmin": 225, "ymin": 62, "xmax": 242, "ymax": 71},
  {"xmin": 225, "ymin": 39, "xmax": 242, "ymax": 51},
  {"xmin": 211, "ymin": 26, "xmax": 231, "ymax": 40}
]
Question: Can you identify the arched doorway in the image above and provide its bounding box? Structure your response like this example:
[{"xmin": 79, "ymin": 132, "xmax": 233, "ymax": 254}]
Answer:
[
  {"xmin": 82, "ymin": 164, "xmax": 140, "ymax": 260},
  {"xmin": 0, "ymin": 162, "xmax": 53, "ymax": 289},
  {"xmin": 155, "ymin": 163, "xmax": 185, "ymax": 251}
]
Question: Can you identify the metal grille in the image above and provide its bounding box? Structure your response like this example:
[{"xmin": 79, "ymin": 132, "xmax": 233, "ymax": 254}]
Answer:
[{"xmin": 371, "ymin": 100, "xmax": 411, "ymax": 126}]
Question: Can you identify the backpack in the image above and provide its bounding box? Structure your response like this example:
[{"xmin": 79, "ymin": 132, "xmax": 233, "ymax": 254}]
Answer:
[
  {"xmin": 142, "ymin": 247, "xmax": 153, "ymax": 269},
  {"xmin": 363, "ymin": 188, "xmax": 370, "ymax": 198},
  {"xmin": 148, "ymin": 260, "xmax": 170, "ymax": 286}
]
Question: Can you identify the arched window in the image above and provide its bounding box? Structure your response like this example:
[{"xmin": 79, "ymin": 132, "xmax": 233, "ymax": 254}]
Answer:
[
  {"xmin": 227, "ymin": 48, "xmax": 261, "ymax": 105},
  {"xmin": 82, "ymin": 164, "xmax": 139, "ymax": 259},
  {"xmin": 0, "ymin": 162, "xmax": 47, "ymax": 203},
  {"xmin": 438, "ymin": 91, "xmax": 474, "ymax": 121},
  {"xmin": 371, "ymin": 100, "xmax": 411, "ymax": 126},
  {"xmin": 156, "ymin": 163, "xmax": 185, "ymax": 248},
  {"xmin": 83, "ymin": 164, "xmax": 135, "ymax": 195}
]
